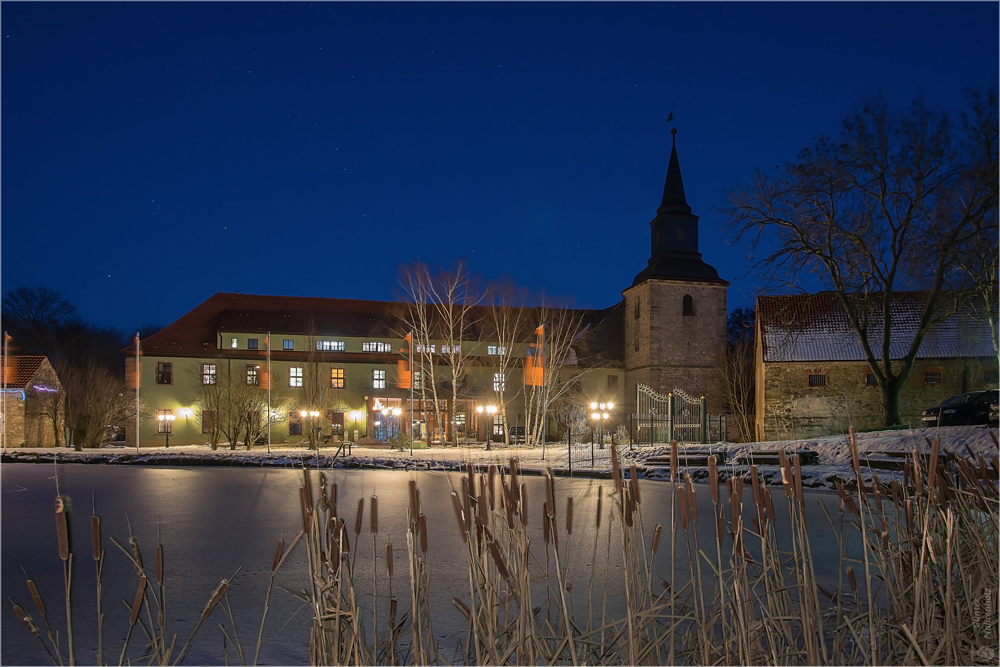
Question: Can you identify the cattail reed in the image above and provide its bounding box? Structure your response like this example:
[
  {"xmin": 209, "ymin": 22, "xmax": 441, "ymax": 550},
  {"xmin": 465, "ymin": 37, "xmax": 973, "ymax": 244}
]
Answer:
[
  {"xmin": 849, "ymin": 426, "xmax": 861, "ymax": 479},
  {"xmin": 461, "ymin": 477, "xmax": 472, "ymax": 532},
  {"xmin": 913, "ymin": 451, "xmax": 923, "ymax": 496},
  {"xmin": 847, "ymin": 567, "xmax": 858, "ymax": 598},
  {"xmin": 566, "ymin": 497, "xmax": 574, "ymax": 534},
  {"xmin": 686, "ymin": 474, "xmax": 697, "ymax": 525},
  {"xmin": 55, "ymin": 497, "xmax": 69, "ymax": 561},
  {"xmin": 651, "ymin": 523, "xmax": 662, "ymax": 554},
  {"xmin": 678, "ymin": 487, "xmax": 689, "ymax": 531},
  {"xmin": 271, "ymin": 538, "xmax": 284, "ymax": 573},
  {"xmin": 488, "ymin": 541, "xmax": 510, "ymax": 581},
  {"xmin": 354, "ymin": 498, "xmax": 364, "ymax": 537},
  {"xmin": 928, "ymin": 437, "xmax": 941, "ymax": 493},
  {"xmin": 385, "ymin": 542, "xmax": 394, "ymax": 577},
  {"xmin": 542, "ymin": 503, "xmax": 551, "ymax": 543},
  {"xmin": 299, "ymin": 485, "xmax": 311, "ymax": 534},
  {"xmin": 624, "ymin": 492, "xmax": 635, "ymax": 528},
  {"xmin": 27, "ymin": 580, "xmax": 45, "ymax": 617},
  {"xmin": 129, "ymin": 536, "xmax": 143, "ymax": 576},
  {"xmin": 408, "ymin": 479, "xmax": 419, "ymax": 523},
  {"xmin": 90, "ymin": 515, "xmax": 101, "ymax": 561},
  {"xmin": 129, "ymin": 576, "xmax": 147, "ymax": 626},
  {"xmin": 330, "ymin": 482, "xmax": 338, "ymax": 518},
  {"xmin": 451, "ymin": 492, "xmax": 468, "ymax": 543},
  {"xmin": 155, "ymin": 544, "xmax": 164, "ymax": 587},
  {"xmin": 452, "ymin": 597, "xmax": 471, "ymax": 619},
  {"xmin": 764, "ymin": 487, "xmax": 775, "ymax": 523},
  {"xmin": 793, "ymin": 454, "xmax": 804, "ymax": 509},
  {"xmin": 709, "ymin": 455, "xmax": 719, "ymax": 505},
  {"xmin": 509, "ymin": 457, "xmax": 519, "ymax": 497},
  {"xmin": 716, "ymin": 507, "xmax": 725, "ymax": 547},
  {"xmin": 13, "ymin": 604, "xmax": 40, "ymax": 636},
  {"xmin": 303, "ymin": 469, "xmax": 313, "ymax": 508},
  {"xmin": 595, "ymin": 486, "xmax": 603, "ymax": 530},
  {"xmin": 488, "ymin": 465, "xmax": 497, "ymax": 510},
  {"xmin": 370, "ymin": 495, "xmax": 379, "ymax": 535},
  {"xmin": 202, "ymin": 578, "xmax": 229, "ymax": 620},
  {"xmin": 545, "ymin": 473, "xmax": 556, "ymax": 521},
  {"xmin": 779, "ymin": 450, "xmax": 793, "ymax": 498},
  {"xmin": 519, "ymin": 483, "xmax": 528, "ymax": 526},
  {"xmin": 629, "ymin": 465, "xmax": 641, "ymax": 505},
  {"xmin": 669, "ymin": 440, "xmax": 678, "ymax": 482},
  {"xmin": 419, "ymin": 515, "xmax": 428, "ymax": 552}
]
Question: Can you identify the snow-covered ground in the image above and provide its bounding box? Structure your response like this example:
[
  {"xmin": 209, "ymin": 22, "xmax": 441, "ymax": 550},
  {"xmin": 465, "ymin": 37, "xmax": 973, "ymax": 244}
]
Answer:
[{"xmin": 3, "ymin": 424, "xmax": 996, "ymax": 491}]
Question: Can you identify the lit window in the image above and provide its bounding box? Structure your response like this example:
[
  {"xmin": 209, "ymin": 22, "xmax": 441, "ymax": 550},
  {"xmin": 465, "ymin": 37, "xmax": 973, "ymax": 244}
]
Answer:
[
  {"xmin": 156, "ymin": 409, "xmax": 173, "ymax": 434},
  {"xmin": 493, "ymin": 414, "xmax": 506, "ymax": 437},
  {"xmin": 316, "ymin": 340, "xmax": 346, "ymax": 351},
  {"xmin": 413, "ymin": 371, "xmax": 423, "ymax": 390},
  {"xmin": 373, "ymin": 369, "xmax": 386, "ymax": 389},
  {"xmin": 246, "ymin": 365, "xmax": 260, "ymax": 386},
  {"xmin": 493, "ymin": 372, "xmax": 506, "ymax": 392},
  {"xmin": 416, "ymin": 344, "xmax": 436, "ymax": 354},
  {"xmin": 808, "ymin": 374, "xmax": 827, "ymax": 387},
  {"xmin": 202, "ymin": 364, "xmax": 217, "ymax": 385},
  {"xmin": 487, "ymin": 345, "xmax": 507, "ymax": 355},
  {"xmin": 156, "ymin": 363, "xmax": 173, "ymax": 385},
  {"xmin": 330, "ymin": 368, "xmax": 345, "ymax": 389},
  {"xmin": 248, "ymin": 338, "xmax": 259, "ymax": 350},
  {"xmin": 289, "ymin": 367, "xmax": 303, "ymax": 387},
  {"xmin": 441, "ymin": 344, "xmax": 461, "ymax": 354},
  {"xmin": 924, "ymin": 371, "xmax": 942, "ymax": 385},
  {"xmin": 363, "ymin": 342, "xmax": 393, "ymax": 353},
  {"xmin": 231, "ymin": 338, "xmax": 238, "ymax": 348},
  {"xmin": 283, "ymin": 339, "xmax": 294, "ymax": 350}
]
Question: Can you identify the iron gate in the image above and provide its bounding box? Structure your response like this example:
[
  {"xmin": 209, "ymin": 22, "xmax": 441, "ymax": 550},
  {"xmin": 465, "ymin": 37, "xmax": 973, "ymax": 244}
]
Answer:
[{"xmin": 630, "ymin": 384, "xmax": 714, "ymax": 445}]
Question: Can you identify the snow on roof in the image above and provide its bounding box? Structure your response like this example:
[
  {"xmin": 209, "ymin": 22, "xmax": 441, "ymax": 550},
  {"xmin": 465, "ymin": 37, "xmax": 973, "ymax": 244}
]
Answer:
[{"xmin": 757, "ymin": 293, "xmax": 994, "ymax": 363}]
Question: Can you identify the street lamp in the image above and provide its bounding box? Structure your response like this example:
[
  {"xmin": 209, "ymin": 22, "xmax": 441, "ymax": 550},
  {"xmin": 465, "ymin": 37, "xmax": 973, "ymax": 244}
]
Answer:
[
  {"xmin": 157, "ymin": 413, "xmax": 175, "ymax": 448},
  {"xmin": 477, "ymin": 404, "xmax": 498, "ymax": 450},
  {"xmin": 300, "ymin": 410, "xmax": 320, "ymax": 449}
]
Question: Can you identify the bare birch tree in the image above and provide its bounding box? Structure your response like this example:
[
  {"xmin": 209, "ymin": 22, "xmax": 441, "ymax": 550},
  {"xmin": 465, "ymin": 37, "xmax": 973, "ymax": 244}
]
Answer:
[
  {"xmin": 715, "ymin": 308, "xmax": 756, "ymax": 442},
  {"xmin": 728, "ymin": 89, "xmax": 998, "ymax": 426},
  {"xmin": 482, "ymin": 281, "xmax": 530, "ymax": 445}
]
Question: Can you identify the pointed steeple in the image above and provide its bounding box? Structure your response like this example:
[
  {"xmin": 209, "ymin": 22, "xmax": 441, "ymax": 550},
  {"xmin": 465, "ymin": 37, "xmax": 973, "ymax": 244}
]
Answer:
[{"xmin": 657, "ymin": 128, "xmax": 691, "ymax": 216}]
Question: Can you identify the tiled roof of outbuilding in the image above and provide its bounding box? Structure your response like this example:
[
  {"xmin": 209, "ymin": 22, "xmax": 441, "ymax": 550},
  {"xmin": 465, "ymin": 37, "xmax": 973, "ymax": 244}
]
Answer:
[
  {"xmin": 3, "ymin": 356, "xmax": 47, "ymax": 389},
  {"xmin": 758, "ymin": 292, "xmax": 994, "ymax": 363}
]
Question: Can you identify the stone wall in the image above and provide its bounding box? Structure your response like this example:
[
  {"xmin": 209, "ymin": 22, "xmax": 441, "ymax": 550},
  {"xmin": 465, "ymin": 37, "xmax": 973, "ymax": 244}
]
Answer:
[
  {"xmin": 758, "ymin": 357, "xmax": 998, "ymax": 440},
  {"xmin": 623, "ymin": 278, "xmax": 728, "ymax": 414},
  {"xmin": 1, "ymin": 394, "xmax": 26, "ymax": 447}
]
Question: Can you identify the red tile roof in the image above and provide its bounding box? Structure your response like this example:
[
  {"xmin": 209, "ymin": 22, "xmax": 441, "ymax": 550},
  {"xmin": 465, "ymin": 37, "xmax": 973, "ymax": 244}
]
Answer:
[
  {"xmin": 2, "ymin": 356, "xmax": 47, "ymax": 390},
  {"xmin": 757, "ymin": 292, "xmax": 993, "ymax": 362}
]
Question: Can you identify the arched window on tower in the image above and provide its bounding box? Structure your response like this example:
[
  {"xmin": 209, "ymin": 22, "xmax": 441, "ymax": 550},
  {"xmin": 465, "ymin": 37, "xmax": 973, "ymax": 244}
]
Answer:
[{"xmin": 682, "ymin": 294, "xmax": 695, "ymax": 317}]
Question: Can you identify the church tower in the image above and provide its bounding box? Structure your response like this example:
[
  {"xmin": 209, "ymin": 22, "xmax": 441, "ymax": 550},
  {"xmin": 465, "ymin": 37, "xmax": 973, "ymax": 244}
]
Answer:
[{"xmin": 622, "ymin": 129, "xmax": 729, "ymax": 415}]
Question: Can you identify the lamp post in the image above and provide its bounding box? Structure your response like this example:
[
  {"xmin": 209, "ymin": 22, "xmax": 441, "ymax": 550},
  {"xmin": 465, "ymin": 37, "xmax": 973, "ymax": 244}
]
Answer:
[
  {"xmin": 348, "ymin": 410, "xmax": 363, "ymax": 454},
  {"xmin": 301, "ymin": 410, "xmax": 320, "ymax": 449},
  {"xmin": 477, "ymin": 404, "xmax": 497, "ymax": 450},
  {"xmin": 157, "ymin": 413, "xmax": 175, "ymax": 448},
  {"xmin": 589, "ymin": 401, "xmax": 614, "ymax": 449}
]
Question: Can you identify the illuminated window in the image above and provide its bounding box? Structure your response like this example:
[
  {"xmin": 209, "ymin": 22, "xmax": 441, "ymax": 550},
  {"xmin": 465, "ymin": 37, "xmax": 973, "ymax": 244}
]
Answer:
[
  {"xmin": 487, "ymin": 345, "xmax": 507, "ymax": 356},
  {"xmin": 363, "ymin": 341, "xmax": 393, "ymax": 353},
  {"xmin": 924, "ymin": 371, "xmax": 942, "ymax": 385},
  {"xmin": 248, "ymin": 338, "xmax": 259, "ymax": 350},
  {"xmin": 156, "ymin": 409, "xmax": 173, "ymax": 434},
  {"xmin": 441, "ymin": 344, "xmax": 461, "ymax": 354},
  {"xmin": 316, "ymin": 340, "xmax": 345, "ymax": 351},
  {"xmin": 283, "ymin": 339, "xmax": 294, "ymax": 350},
  {"xmin": 416, "ymin": 344, "xmax": 436, "ymax": 354},
  {"xmin": 493, "ymin": 414, "xmax": 506, "ymax": 437},
  {"xmin": 202, "ymin": 364, "xmax": 217, "ymax": 385},
  {"xmin": 246, "ymin": 365, "xmax": 259, "ymax": 386},
  {"xmin": 373, "ymin": 369, "xmax": 386, "ymax": 389},
  {"xmin": 808, "ymin": 374, "xmax": 827, "ymax": 387},
  {"xmin": 156, "ymin": 362, "xmax": 173, "ymax": 385},
  {"xmin": 330, "ymin": 367, "xmax": 345, "ymax": 389},
  {"xmin": 289, "ymin": 367, "xmax": 303, "ymax": 387},
  {"xmin": 231, "ymin": 338, "xmax": 238, "ymax": 348},
  {"xmin": 413, "ymin": 371, "xmax": 423, "ymax": 390},
  {"xmin": 493, "ymin": 372, "xmax": 506, "ymax": 392}
]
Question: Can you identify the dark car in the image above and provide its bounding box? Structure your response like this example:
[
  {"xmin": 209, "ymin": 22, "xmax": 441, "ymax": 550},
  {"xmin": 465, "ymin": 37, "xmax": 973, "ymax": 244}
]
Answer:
[
  {"xmin": 508, "ymin": 426, "xmax": 527, "ymax": 444},
  {"xmin": 921, "ymin": 389, "xmax": 999, "ymax": 427}
]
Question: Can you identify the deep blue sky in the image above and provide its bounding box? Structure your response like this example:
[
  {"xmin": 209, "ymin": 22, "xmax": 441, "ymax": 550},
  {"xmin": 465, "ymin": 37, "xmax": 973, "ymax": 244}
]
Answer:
[{"xmin": 2, "ymin": 2, "xmax": 997, "ymax": 332}]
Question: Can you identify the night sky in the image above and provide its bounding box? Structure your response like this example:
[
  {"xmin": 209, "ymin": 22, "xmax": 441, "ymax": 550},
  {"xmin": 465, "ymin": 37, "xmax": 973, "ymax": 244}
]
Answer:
[{"xmin": 2, "ymin": 2, "xmax": 997, "ymax": 332}]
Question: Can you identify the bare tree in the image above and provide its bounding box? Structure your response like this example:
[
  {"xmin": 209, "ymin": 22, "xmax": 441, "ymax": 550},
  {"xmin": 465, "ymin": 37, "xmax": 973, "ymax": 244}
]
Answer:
[
  {"xmin": 729, "ymin": 90, "xmax": 998, "ymax": 427},
  {"xmin": 715, "ymin": 309, "xmax": 756, "ymax": 443},
  {"xmin": 60, "ymin": 358, "xmax": 143, "ymax": 449},
  {"xmin": 484, "ymin": 280, "xmax": 530, "ymax": 445},
  {"xmin": 212, "ymin": 360, "xmax": 270, "ymax": 450},
  {"xmin": 193, "ymin": 363, "xmax": 224, "ymax": 449}
]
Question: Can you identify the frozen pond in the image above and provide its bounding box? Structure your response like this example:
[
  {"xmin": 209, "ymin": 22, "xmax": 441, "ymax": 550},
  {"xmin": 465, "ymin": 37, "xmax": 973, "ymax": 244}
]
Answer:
[{"xmin": 2, "ymin": 464, "xmax": 844, "ymax": 665}]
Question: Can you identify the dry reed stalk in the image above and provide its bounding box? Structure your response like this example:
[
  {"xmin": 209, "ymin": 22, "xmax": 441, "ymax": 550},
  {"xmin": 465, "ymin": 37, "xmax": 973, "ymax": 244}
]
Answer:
[
  {"xmin": 271, "ymin": 539, "xmax": 284, "ymax": 573},
  {"xmin": 686, "ymin": 475, "xmax": 697, "ymax": 526},
  {"xmin": 629, "ymin": 465, "xmax": 642, "ymax": 506},
  {"xmin": 370, "ymin": 495, "xmax": 378, "ymax": 535},
  {"xmin": 669, "ymin": 440, "xmax": 678, "ymax": 483},
  {"xmin": 299, "ymin": 485, "xmax": 311, "ymax": 534},
  {"xmin": 651, "ymin": 524, "xmax": 662, "ymax": 554},
  {"xmin": 793, "ymin": 454, "xmax": 804, "ymax": 510},
  {"xmin": 419, "ymin": 514, "xmax": 428, "ymax": 553},
  {"xmin": 488, "ymin": 465, "xmax": 497, "ymax": 510},
  {"xmin": 519, "ymin": 484, "xmax": 528, "ymax": 527},
  {"xmin": 302, "ymin": 468, "xmax": 314, "ymax": 509},
  {"xmin": 566, "ymin": 498, "xmax": 574, "ymax": 535},
  {"xmin": 778, "ymin": 450, "xmax": 793, "ymax": 499},
  {"xmin": 128, "ymin": 577, "xmax": 146, "ymax": 627},
  {"xmin": 451, "ymin": 491, "xmax": 469, "ymax": 543},
  {"xmin": 677, "ymin": 487, "xmax": 689, "ymax": 531},
  {"xmin": 354, "ymin": 498, "xmax": 364, "ymax": 537},
  {"xmin": 385, "ymin": 542, "xmax": 393, "ymax": 578}
]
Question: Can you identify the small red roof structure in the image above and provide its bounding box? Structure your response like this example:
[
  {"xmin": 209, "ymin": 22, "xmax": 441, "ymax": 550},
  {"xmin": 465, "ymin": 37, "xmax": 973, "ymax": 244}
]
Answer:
[{"xmin": 3, "ymin": 356, "xmax": 47, "ymax": 389}]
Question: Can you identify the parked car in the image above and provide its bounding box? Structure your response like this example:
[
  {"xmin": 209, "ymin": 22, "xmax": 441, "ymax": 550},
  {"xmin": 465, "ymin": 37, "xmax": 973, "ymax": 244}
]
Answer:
[
  {"xmin": 508, "ymin": 426, "xmax": 527, "ymax": 444},
  {"xmin": 921, "ymin": 389, "xmax": 999, "ymax": 427}
]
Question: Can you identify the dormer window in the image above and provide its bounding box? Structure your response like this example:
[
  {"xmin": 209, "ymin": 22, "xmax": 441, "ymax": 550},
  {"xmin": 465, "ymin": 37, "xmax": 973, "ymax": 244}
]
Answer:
[{"xmin": 682, "ymin": 295, "xmax": 695, "ymax": 316}]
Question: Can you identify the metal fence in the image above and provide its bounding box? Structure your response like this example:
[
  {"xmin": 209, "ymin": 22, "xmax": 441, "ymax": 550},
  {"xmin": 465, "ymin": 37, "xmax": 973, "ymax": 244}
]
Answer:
[{"xmin": 627, "ymin": 413, "xmax": 726, "ymax": 446}]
